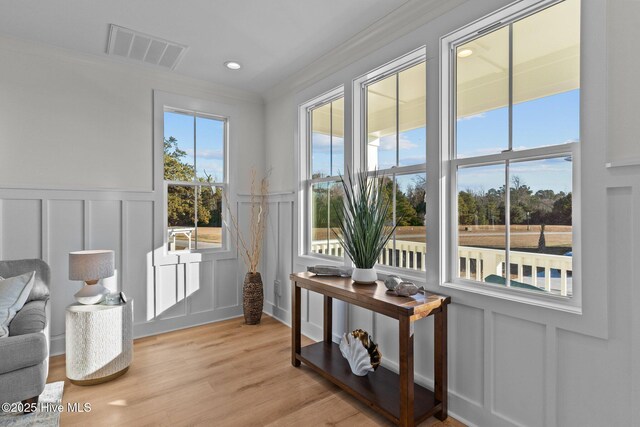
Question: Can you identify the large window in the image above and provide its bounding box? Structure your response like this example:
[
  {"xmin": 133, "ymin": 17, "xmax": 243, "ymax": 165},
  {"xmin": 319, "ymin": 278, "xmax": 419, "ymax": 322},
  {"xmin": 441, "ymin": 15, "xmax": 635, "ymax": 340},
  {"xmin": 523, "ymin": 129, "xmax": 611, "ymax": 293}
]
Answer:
[
  {"xmin": 442, "ymin": 0, "xmax": 580, "ymax": 299},
  {"xmin": 164, "ymin": 109, "xmax": 226, "ymax": 252},
  {"xmin": 307, "ymin": 94, "xmax": 344, "ymax": 257},
  {"xmin": 363, "ymin": 56, "xmax": 427, "ymax": 271}
]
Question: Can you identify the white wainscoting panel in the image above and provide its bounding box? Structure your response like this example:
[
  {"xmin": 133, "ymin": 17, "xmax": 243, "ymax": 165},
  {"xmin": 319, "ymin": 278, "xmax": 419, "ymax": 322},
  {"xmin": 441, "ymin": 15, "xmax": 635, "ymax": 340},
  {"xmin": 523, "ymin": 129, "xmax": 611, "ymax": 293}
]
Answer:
[
  {"xmin": 554, "ymin": 187, "xmax": 634, "ymax": 427},
  {"xmin": 48, "ymin": 200, "xmax": 85, "ymax": 340},
  {"xmin": 0, "ymin": 190, "xmax": 249, "ymax": 355},
  {"xmin": 374, "ymin": 314, "xmax": 401, "ymax": 369},
  {"xmin": 449, "ymin": 303, "xmax": 484, "ymax": 407},
  {"xmin": 188, "ymin": 260, "xmax": 215, "ymax": 314},
  {"xmin": 263, "ymin": 203, "xmax": 279, "ymax": 310},
  {"xmin": 87, "ymin": 200, "xmax": 121, "ymax": 292},
  {"xmin": 155, "ymin": 263, "xmax": 186, "ymax": 320},
  {"xmin": 215, "ymin": 258, "xmax": 240, "ymax": 310},
  {"xmin": 492, "ymin": 314, "xmax": 545, "ymax": 427},
  {"xmin": 277, "ymin": 201, "xmax": 294, "ymax": 316},
  {"xmin": 263, "ymin": 197, "xmax": 296, "ymax": 325},
  {"xmin": 122, "ymin": 200, "xmax": 154, "ymax": 324}
]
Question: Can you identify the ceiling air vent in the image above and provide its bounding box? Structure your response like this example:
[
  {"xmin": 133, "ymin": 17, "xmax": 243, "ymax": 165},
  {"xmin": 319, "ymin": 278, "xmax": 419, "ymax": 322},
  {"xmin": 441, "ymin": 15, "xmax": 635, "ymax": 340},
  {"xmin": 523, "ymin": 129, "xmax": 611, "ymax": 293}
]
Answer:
[{"xmin": 106, "ymin": 24, "xmax": 188, "ymax": 70}]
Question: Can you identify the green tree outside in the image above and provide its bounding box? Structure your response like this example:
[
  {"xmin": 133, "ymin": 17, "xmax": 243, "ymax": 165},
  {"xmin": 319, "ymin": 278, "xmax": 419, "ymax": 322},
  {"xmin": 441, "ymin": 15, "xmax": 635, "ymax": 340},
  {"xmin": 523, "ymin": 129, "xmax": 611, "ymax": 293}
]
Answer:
[
  {"xmin": 457, "ymin": 175, "xmax": 572, "ymax": 226},
  {"xmin": 165, "ymin": 137, "xmax": 221, "ymax": 228}
]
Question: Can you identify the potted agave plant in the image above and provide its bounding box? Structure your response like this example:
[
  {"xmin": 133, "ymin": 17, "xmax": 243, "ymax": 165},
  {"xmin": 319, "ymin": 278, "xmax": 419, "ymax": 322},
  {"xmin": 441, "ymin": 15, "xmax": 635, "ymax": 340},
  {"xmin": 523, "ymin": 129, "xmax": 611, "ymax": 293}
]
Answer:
[{"xmin": 334, "ymin": 169, "xmax": 396, "ymax": 284}]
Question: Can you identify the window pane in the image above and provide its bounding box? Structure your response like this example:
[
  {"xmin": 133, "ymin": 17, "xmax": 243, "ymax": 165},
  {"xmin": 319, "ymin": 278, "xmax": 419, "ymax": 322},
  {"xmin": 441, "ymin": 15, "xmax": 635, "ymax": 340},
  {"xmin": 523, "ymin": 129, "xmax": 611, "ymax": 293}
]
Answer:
[
  {"xmin": 167, "ymin": 185, "xmax": 195, "ymax": 251},
  {"xmin": 310, "ymin": 182, "xmax": 343, "ymax": 257},
  {"xmin": 196, "ymin": 116, "xmax": 225, "ymax": 182},
  {"xmin": 394, "ymin": 173, "xmax": 427, "ymax": 270},
  {"xmin": 398, "ymin": 62, "xmax": 426, "ymax": 166},
  {"xmin": 512, "ymin": 0, "xmax": 580, "ymax": 151},
  {"xmin": 373, "ymin": 175, "xmax": 395, "ymax": 267},
  {"xmin": 311, "ymin": 103, "xmax": 331, "ymax": 178},
  {"xmin": 310, "ymin": 182, "xmax": 329, "ymax": 254},
  {"xmin": 456, "ymin": 26, "xmax": 509, "ymax": 158},
  {"xmin": 164, "ymin": 111, "xmax": 195, "ymax": 181},
  {"xmin": 367, "ymin": 74, "xmax": 397, "ymax": 170},
  {"xmin": 196, "ymin": 186, "xmax": 223, "ymax": 250},
  {"xmin": 509, "ymin": 157, "xmax": 572, "ymax": 296},
  {"xmin": 331, "ymin": 98, "xmax": 344, "ymax": 176},
  {"xmin": 327, "ymin": 181, "xmax": 344, "ymax": 257},
  {"xmin": 457, "ymin": 164, "xmax": 506, "ymax": 282}
]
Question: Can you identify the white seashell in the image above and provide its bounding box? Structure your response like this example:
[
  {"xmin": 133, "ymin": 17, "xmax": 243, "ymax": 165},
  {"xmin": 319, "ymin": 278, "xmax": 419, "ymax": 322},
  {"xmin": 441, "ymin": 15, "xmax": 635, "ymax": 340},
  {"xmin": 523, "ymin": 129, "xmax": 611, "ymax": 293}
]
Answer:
[
  {"xmin": 384, "ymin": 275, "xmax": 403, "ymax": 291},
  {"xmin": 339, "ymin": 333, "xmax": 374, "ymax": 376},
  {"xmin": 394, "ymin": 282, "xmax": 420, "ymax": 296}
]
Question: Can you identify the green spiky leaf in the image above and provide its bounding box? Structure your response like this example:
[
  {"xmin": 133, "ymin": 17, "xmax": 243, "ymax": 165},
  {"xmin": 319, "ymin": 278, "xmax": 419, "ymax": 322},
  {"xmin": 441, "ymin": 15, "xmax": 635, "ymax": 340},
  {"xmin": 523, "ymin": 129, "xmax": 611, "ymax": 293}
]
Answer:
[{"xmin": 332, "ymin": 168, "xmax": 397, "ymax": 269}]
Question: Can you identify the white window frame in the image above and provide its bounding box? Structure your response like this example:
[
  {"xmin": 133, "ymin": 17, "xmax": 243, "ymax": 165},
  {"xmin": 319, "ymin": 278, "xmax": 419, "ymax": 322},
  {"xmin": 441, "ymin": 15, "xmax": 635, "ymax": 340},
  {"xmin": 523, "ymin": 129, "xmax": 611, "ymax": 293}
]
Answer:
[
  {"xmin": 439, "ymin": 0, "xmax": 582, "ymax": 313},
  {"xmin": 153, "ymin": 90, "xmax": 235, "ymax": 266},
  {"xmin": 352, "ymin": 47, "xmax": 428, "ymax": 280},
  {"xmin": 299, "ymin": 86, "xmax": 345, "ymax": 262},
  {"xmin": 164, "ymin": 108, "xmax": 228, "ymax": 254}
]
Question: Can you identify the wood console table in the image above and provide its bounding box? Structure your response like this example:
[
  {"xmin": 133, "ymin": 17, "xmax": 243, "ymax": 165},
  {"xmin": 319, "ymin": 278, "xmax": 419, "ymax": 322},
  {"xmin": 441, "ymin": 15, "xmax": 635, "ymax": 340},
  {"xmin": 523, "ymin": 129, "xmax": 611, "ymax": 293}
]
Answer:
[{"xmin": 290, "ymin": 272, "xmax": 451, "ymax": 427}]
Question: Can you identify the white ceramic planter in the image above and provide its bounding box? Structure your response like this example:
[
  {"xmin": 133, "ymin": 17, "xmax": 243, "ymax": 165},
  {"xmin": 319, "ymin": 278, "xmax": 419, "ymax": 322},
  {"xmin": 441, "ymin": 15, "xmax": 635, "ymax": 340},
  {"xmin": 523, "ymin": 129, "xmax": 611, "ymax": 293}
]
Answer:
[{"xmin": 351, "ymin": 267, "xmax": 377, "ymax": 284}]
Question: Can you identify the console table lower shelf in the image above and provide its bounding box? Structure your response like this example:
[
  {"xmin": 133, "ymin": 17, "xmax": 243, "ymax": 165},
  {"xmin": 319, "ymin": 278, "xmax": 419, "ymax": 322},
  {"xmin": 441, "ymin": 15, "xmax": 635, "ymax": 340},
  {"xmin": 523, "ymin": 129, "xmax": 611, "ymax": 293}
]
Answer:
[{"xmin": 296, "ymin": 341, "xmax": 442, "ymax": 424}]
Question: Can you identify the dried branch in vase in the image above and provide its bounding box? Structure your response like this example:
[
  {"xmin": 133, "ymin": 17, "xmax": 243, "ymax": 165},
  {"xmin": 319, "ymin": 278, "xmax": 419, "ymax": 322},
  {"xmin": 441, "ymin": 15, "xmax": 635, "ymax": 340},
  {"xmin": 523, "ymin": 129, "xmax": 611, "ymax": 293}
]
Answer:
[{"xmin": 212, "ymin": 168, "xmax": 269, "ymax": 274}]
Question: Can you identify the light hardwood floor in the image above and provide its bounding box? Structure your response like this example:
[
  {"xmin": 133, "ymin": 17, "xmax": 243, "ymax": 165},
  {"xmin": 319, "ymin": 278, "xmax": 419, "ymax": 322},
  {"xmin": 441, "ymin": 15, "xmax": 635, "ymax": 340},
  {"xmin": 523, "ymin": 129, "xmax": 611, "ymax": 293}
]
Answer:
[{"xmin": 48, "ymin": 315, "xmax": 465, "ymax": 426}]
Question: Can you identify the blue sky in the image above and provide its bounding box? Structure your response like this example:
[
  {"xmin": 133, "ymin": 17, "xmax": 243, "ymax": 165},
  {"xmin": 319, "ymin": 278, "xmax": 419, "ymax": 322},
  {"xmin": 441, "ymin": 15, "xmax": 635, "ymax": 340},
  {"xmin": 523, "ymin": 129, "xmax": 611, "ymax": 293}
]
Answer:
[
  {"xmin": 457, "ymin": 89, "xmax": 579, "ymax": 193},
  {"xmin": 311, "ymin": 133, "xmax": 343, "ymax": 177},
  {"xmin": 457, "ymin": 156, "xmax": 573, "ymax": 195},
  {"xmin": 165, "ymin": 89, "xmax": 577, "ymax": 193},
  {"xmin": 164, "ymin": 112, "xmax": 225, "ymax": 182},
  {"xmin": 312, "ymin": 127, "xmax": 427, "ymax": 176}
]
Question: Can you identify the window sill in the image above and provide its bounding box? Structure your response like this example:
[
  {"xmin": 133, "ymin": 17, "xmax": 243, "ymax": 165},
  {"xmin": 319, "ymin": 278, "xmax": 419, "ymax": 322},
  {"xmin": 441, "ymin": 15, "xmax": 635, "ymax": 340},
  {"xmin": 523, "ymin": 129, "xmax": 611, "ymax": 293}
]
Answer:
[
  {"xmin": 441, "ymin": 280, "xmax": 582, "ymax": 314},
  {"xmin": 154, "ymin": 248, "xmax": 235, "ymax": 266}
]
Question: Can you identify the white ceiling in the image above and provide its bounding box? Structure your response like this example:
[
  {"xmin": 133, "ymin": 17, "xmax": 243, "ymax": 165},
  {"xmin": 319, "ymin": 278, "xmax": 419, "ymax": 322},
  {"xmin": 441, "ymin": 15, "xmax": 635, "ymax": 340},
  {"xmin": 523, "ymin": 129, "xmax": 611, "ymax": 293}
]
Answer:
[{"xmin": 0, "ymin": 0, "xmax": 412, "ymax": 94}]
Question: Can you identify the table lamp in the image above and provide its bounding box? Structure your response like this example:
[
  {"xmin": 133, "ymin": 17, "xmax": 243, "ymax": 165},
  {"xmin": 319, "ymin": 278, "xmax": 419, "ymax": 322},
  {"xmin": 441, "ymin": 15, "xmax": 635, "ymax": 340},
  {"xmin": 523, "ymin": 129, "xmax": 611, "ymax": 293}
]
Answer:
[{"xmin": 69, "ymin": 250, "xmax": 114, "ymax": 305}]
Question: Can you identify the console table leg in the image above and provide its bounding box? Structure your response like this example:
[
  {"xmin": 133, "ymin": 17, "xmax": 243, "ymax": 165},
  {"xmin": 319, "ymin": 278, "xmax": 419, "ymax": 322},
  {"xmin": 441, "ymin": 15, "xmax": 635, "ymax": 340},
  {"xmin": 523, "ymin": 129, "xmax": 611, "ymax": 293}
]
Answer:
[
  {"xmin": 323, "ymin": 296, "xmax": 333, "ymax": 343},
  {"xmin": 399, "ymin": 314, "xmax": 415, "ymax": 427},
  {"xmin": 292, "ymin": 282, "xmax": 301, "ymax": 367},
  {"xmin": 434, "ymin": 304, "xmax": 448, "ymax": 420}
]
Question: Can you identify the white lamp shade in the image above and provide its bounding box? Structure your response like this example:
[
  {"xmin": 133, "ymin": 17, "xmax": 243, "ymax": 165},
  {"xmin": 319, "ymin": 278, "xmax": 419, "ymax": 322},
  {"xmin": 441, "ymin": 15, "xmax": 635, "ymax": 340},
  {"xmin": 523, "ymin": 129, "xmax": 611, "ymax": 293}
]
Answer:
[{"xmin": 69, "ymin": 250, "xmax": 115, "ymax": 281}]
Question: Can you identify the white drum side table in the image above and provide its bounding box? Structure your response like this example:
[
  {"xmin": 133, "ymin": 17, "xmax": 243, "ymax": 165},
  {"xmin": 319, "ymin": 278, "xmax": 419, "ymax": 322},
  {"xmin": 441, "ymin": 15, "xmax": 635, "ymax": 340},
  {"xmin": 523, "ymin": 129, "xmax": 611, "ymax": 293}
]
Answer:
[{"xmin": 65, "ymin": 300, "xmax": 133, "ymax": 385}]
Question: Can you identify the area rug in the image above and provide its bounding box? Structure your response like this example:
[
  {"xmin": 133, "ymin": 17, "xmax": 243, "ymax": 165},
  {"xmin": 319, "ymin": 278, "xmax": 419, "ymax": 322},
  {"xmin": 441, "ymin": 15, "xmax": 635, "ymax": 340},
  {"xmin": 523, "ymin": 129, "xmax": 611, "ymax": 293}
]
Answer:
[{"xmin": 0, "ymin": 382, "xmax": 64, "ymax": 427}]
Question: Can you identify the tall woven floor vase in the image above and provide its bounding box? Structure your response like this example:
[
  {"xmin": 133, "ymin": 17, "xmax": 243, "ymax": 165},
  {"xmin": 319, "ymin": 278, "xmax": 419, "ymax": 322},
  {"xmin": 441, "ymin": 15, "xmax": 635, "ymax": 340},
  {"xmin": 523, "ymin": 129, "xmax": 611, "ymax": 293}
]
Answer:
[{"xmin": 243, "ymin": 272, "xmax": 263, "ymax": 325}]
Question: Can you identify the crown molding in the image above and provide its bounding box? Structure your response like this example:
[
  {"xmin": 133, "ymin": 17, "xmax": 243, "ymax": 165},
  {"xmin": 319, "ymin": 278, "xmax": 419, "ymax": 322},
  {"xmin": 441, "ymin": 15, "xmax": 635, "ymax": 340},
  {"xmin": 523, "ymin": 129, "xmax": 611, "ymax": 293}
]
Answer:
[
  {"xmin": 263, "ymin": 0, "xmax": 467, "ymax": 102},
  {"xmin": 0, "ymin": 32, "xmax": 264, "ymax": 105}
]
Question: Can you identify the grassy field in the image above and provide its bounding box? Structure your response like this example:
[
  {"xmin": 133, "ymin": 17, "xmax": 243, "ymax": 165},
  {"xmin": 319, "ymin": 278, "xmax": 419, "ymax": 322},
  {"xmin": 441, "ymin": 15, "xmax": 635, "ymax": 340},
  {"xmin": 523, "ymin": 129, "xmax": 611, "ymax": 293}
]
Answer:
[
  {"xmin": 312, "ymin": 224, "xmax": 572, "ymax": 255},
  {"xmin": 170, "ymin": 226, "xmax": 222, "ymax": 250},
  {"xmin": 183, "ymin": 224, "xmax": 572, "ymax": 254},
  {"xmin": 196, "ymin": 227, "xmax": 222, "ymax": 243}
]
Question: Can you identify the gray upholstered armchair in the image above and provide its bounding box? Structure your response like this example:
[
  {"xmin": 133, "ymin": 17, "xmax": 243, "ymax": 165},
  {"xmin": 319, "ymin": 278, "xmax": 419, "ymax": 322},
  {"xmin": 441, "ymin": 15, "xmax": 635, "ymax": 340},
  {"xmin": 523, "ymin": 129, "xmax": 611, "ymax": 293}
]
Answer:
[{"xmin": 0, "ymin": 259, "xmax": 51, "ymax": 407}]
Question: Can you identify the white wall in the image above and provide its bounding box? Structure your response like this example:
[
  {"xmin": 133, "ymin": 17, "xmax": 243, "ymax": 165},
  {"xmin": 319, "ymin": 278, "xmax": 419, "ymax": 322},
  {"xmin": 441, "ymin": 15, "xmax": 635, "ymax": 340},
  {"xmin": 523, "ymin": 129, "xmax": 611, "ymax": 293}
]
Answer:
[
  {"xmin": 262, "ymin": 0, "xmax": 639, "ymax": 426},
  {"xmin": 0, "ymin": 35, "xmax": 266, "ymax": 355}
]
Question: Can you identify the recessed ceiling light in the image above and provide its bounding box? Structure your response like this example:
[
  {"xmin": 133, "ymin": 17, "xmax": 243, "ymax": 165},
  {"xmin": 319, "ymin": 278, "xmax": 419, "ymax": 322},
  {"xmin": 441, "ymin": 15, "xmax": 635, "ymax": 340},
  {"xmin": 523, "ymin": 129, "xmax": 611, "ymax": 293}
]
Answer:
[
  {"xmin": 224, "ymin": 61, "xmax": 242, "ymax": 70},
  {"xmin": 457, "ymin": 49, "xmax": 473, "ymax": 58}
]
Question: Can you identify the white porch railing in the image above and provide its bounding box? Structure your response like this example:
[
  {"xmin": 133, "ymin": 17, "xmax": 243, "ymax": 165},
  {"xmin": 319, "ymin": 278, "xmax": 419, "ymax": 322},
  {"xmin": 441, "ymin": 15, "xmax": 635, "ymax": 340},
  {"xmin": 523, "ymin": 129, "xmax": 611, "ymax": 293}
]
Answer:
[{"xmin": 311, "ymin": 239, "xmax": 572, "ymax": 296}]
